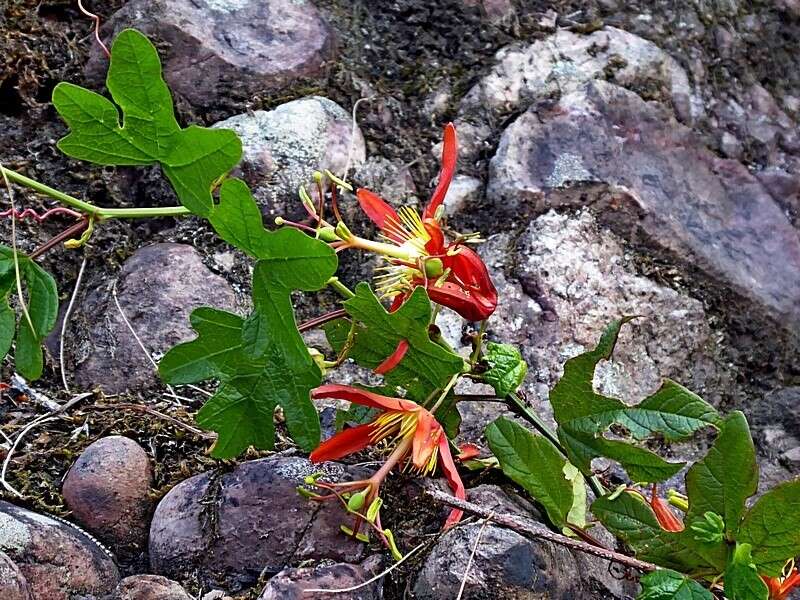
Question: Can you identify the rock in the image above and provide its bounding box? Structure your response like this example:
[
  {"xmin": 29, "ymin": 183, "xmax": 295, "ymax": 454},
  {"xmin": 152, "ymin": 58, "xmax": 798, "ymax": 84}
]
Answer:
[
  {"xmin": 149, "ymin": 456, "xmax": 366, "ymax": 591},
  {"xmin": 413, "ymin": 522, "xmax": 635, "ymax": 599},
  {"xmin": 107, "ymin": 575, "xmax": 192, "ymax": 600},
  {"xmin": 86, "ymin": 0, "xmax": 334, "ymax": 109},
  {"xmin": 72, "ymin": 243, "xmax": 237, "ymax": 393},
  {"xmin": 257, "ymin": 556, "xmax": 383, "ymax": 599},
  {"xmin": 0, "ymin": 501, "xmax": 119, "ymax": 599},
  {"xmin": 462, "ymin": 0, "xmax": 516, "ymax": 24},
  {"xmin": 0, "ymin": 551, "xmax": 32, "ymax": 600},
  {"xmin": 487, "ymin": 81, "xmax": 800, "ymax": 338},
  {"xmin": 214, "ymin": 97, "xmax": 366, "ymax": 217},
  {"xmin": 352, "ymin": 156, "xmax": 418, "ymax": 207},
  {"xmin": 455, "ymin": 27, "xmax": 700, "ymax": 160},
  {"xmin": 62, "ymin": 436, "xmax": 153, "ymax": 556},
  {"xmin": 442, "ymin": 175, "xmax": 482, "ymax": 217}
]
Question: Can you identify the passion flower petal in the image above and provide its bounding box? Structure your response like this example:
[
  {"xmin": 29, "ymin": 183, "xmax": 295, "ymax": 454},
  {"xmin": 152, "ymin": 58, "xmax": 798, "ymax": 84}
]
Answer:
[{"xmin": 424, "ymin": 123, "xmax": 457, "ymax": 221}]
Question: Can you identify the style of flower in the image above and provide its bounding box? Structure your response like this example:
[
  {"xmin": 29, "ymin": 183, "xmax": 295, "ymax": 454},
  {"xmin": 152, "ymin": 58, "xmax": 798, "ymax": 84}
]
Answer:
[
  {"xmin": 303, "ymin": 384, "xmax": 465, "ymax": 547},
  {"xmin": 763, "ymin": 566, "xmax": 800, "ymax": 600},
  {"xmin": 351, "ymin": 123, "xmax": 497, "ymax": 321}
]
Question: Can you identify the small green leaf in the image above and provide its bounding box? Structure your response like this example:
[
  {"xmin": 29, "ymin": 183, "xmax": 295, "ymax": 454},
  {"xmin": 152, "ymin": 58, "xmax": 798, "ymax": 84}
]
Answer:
[
  {"xmin": 684, "ymin": 411, "xmax": 757, "ymax": 539},
  {"xmin": 0, "ymin": 246, "xmax": 59, "ymax": 380},
  {"xmin": 637, "ymin": 570, "xmax": 713, "ymax": 600},
  {"xmin": 483, "ymin": 342, "xmax": 527, "ymax": 397},
  {"xmin": 329, "ymin": 284, "xmax": 466, "ymax": 401},
  {"xmin": 550, "ymin": 319, "xmax": 719, "ymax": 483},
  {"xmin": 724, "ymin": 543, "xmax": 769, "ymax": 600},
  {"xmin": 159, "ymin": 228, "xmax": 337, "ymax": 457},
  {"xmin": 738, "ymin": 478, "xmax": 800, "ymax": 577},
  {"xmin": 486, "ymin": 417, "xmax": 579, "ymax": 528},
  {"xmin": 689, "ymin": 512, "xmax": 725, "ymax": 544},
  {"xmin": 53, "ymin": 29, "xmax": 241, "ymax": 216},
  {"xmin": 563, "ymin": 462, "xmax": 588, "ymax": 531}
]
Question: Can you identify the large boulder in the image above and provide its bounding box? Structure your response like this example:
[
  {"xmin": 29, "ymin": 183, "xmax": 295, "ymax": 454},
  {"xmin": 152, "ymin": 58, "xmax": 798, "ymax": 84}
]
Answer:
[
  {"xmin": 62, "ymin": 436, "xmax": 154, "ymax": 557},
  {"xmin": 149, "ymin": 456, "xmax": 366, "ymax": 591},
  {"xmin": 86, "ymin": 0, "xmax": 334, "ymax": 110},
  {"xmin": 0, "ymin": 501, "xmax": 119, "ymax": 600},
  {"xmin": 414, "ymin": 522, "xmax": 636, "ymax": 599},
  {"xmin": 72, "ymin": 243, "xmax": 237, "ymax": 393},
  {"xmin": 214, "ymin": 97, "xmax": 366, "ymax": 217},
  {"xmin": 487, "ymin": 81, "xmax": 800, "ymax": 341},
  {"xmin": 106, "ymin": 575, "xmax": 193, "ymax": 600}
]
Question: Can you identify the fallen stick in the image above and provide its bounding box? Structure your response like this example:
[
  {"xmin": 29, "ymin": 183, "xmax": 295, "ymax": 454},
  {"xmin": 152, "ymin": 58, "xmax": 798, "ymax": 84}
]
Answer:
[{"xmin": 426, "ymin": 488, "xmax": 659, "ymax": 574}]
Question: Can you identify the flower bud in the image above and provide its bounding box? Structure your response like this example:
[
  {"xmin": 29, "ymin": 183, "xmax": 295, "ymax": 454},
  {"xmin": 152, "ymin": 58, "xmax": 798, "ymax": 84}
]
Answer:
[
  {"xmin": 347, "ymin": 489, "xmax": 367, "ymax": 512},
  {"xmin": 317, "ymin": 225, "xmax": 339, "ymax": 243},
  {"xmin": 424, "ymin": 257, "xmax": 444, "ymax": 278}
]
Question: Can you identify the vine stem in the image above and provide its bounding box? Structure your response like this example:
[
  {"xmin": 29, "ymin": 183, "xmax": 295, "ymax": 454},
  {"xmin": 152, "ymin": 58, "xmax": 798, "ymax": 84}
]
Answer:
[
  {"xmin": 426, "ymin": 488, "xmax": 660, "ymax": 574},
  {"xmin": 1, "ymin": 167, "xmax": 191, "ymax": 219},
  {"xmin": 505, "ymin": 391, "xmax": 606, "ymax": 498}
]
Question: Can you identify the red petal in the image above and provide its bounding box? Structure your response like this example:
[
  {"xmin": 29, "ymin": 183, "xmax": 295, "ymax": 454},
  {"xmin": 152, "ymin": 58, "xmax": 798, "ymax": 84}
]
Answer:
[
  {"xmin": 374, "ymin": 339, "xmax": 410, "ymax": 375},
  {"xmin": 423, "ymin": 220, "xmax": 446, "ymax": 255},
  {"xmin": 389, "ymin": 294, "xmax": 406, "ymax": 313},
  {"xmin": 310, "ymin": 423, "xmax": 374, "ymax": 463},
  {"xmin": 356, "ymin": 188, "xmax": 403, "ymax": 242},
  {"xmin": 312, "ymin": 384, "xmax": 418, "ymax": 412},
  {"xmin": 412, "ymin": 409, "xmax": 444, "ymax": 469},
  {"xmin": 428, "ymin": 245, "xmax": 497, "ymax": 321},
  {"xmin": 426, "ymin": 280, "xmax": 497, "ymax": 322},
  {"xmin": 424, "ymin": 123, "xmax": 457, "ymax": 221},
  {"xmin": 649, "ymin": 486, "xmax": 685, "ymax": 532},
  {"xmin": 457, "ymin": 443, "xmax": 481, "ymax": 461},
  {"xmin": 438, "ymin": 435, "xmax": 466, "ymax": 528}
]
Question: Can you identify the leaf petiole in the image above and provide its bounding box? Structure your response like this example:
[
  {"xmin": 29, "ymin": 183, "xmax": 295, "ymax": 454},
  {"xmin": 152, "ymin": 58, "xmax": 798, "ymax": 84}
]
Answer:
[{"xmin": 1, "ymin": 167, "xmax": 191, "ymax": 220}]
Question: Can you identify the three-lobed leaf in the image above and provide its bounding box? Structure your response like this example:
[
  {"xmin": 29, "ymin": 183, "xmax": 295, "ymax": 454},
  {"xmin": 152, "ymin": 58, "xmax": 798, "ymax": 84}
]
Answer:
[
  {"xmin": 550, "ymin": 318, "xmax": 720, "ymax": 483},
  {"xmin": 325, "ymin": 284, "xmax": 466, "ymax": 401},
  {"xmin": 637, "ymin": 570, "xmax": 713, "ymax": 600},
  {"xmin": 159, "ymin": 227, "xmax": 337, "ymax": 457},
  {"xmin": 53, "ymin": 29, "xmax": 241, "ymax": 217},
  {"xmin": 486, "ymin": 416, "xmax": 582, "ymax": 530}
]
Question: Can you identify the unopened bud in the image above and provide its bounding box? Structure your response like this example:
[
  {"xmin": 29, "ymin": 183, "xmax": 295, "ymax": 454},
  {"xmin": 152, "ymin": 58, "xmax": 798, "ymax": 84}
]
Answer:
[
  {"xmin": 347, "ymin": 489, "xmax": 368, "ymax": 512},
  {"xmin": 317, "ymin": 225, "xmax": 339, "ymax": 243},
  {"xmin": 335, "ymin": 221, "xmax": 353, "ymax": 241},
  {"xmin": 312, "ymin": 170, "xmax": 324, "ymax": 183}
]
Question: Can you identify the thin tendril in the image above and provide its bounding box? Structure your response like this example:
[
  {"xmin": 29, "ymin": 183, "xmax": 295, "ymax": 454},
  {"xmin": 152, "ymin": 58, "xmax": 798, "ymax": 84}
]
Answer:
[{"xmin": 77, "ymin": 0, "xmax": 110, "ymax": 58}]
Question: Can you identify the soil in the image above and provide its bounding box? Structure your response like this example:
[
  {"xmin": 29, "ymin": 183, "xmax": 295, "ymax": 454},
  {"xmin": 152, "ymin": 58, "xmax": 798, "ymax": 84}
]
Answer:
[{"xmin": 1, "ymin": 0, "xmax": 799, "ymax": 598}]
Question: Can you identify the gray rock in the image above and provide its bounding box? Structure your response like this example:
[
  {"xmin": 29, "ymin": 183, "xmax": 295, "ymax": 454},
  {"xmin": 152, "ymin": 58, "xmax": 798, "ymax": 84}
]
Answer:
[
  {"xmin": 257, "ymin": 556, "xmax": 383, "ymax": 599},
  {"xmin": 462, "ymin": 0, "xmax": 516, "ymax": 24},
  {"xmin": 149, "ymin": 456, "xmax": 366, "ymax": 591},
  {"xmin": 488, "ymin": 81, "xmax": 800, "ymax": 338},
  {"xmin": 455, "ymin": 27, "xmax": 700, "ymax": 160},
  {"xmin": 107, "ymin": 575, "xmax": 192, "ymax": 600},
  {"xmin": 442, "ymin": 175, "xmax": 482, "ymax": 217},
  {"xmin": 352, "ymin": 156, "xmax": 418, "ymax": 208},
  {"xmin": 63, "ymin": 436, "xmax": 153, "ymax": 556},
  {"xmin": 0, "ymin": 501, "xmax": 119, "ymax": 600},
  {"xmin": 0, "ymin": 551, "xmax": 32, "ymax": 600},
  {"xmin": 86, "ymin": 0, "xmax": 334, "ymax": 109},
  {"xmin": 72, "ymin": 243, "xmax": 237, "ymax": 393},
  {"xmin": 214, "ymin": 97, "xmax": 366, "ymax": 217},
  {"xmin": 414, "ymin": 523, "xmax": 635, "ymax": 599}
]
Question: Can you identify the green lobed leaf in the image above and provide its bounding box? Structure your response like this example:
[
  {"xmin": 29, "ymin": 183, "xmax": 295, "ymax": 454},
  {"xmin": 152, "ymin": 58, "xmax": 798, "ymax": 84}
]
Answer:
[
  {"xmin": 684, "ymin": 411, "xmax": 758, "ymax": 540},
  {"xmin": 592, "ymin": 491, "xmax": 726, "ymax": 573},
  {"xmin": 637, "ymin": 570, "xmax": 714, "ymax": 600},
  {"xmin": 0, "ymin": 246, "xmax": 59, "ymax": 380},
  {"xmin": 327, "ymin": 284, "xmax": 466, "ymax": 401},
  {"xmin": 159, "ymin": 227, "xmax": 337, "ymax": 457},
  {"xmin": 723, "ymin": 543, "xmax": 769, "ymax": 600},
  {"xmin": 483, "ymin": 342, "xmax": 528, "ymax": 397},
  {"xmin": 486, "ymin": 417, "xmax": 580, "ymax": 529},
  {"xmin": 550, "ymin": 318, "xmax": 720, "ymax": 483},
  {"xmin": 52, "ymin": 29, "xmax": 241, "ymax": 216},
  {"xmin": 738, "ymin": 478, "xmax": 800, "ymax": 577}
]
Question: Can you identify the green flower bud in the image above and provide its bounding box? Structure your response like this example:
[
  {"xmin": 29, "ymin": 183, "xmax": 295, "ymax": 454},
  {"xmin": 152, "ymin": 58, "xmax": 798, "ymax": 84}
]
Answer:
[
  {"xmin": 424, "ymin": 258, "xmax": 444, "ymax": 278},
  {"xmin": 347, "ymin": 489, "xmax": 368, "ymax": 512}
]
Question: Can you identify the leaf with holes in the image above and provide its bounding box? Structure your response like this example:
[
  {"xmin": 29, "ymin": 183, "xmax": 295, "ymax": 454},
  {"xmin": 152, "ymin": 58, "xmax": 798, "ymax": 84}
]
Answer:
[
  {"xmin": 52, "ymin": 29, "xmax": 241, "ymax": 217},
  {"xmin": 159, "ymin": 227, "xmax": 337, "ymax": 457},
  {"xmin": 550, "ymin": 318, "xmax": 720, "ymax": 483}
]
